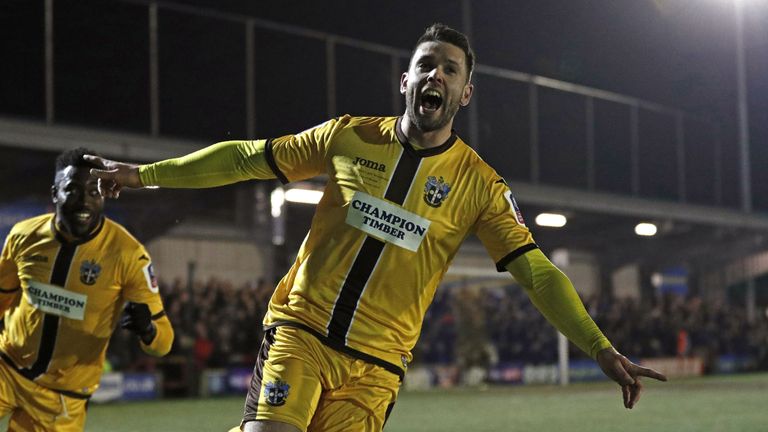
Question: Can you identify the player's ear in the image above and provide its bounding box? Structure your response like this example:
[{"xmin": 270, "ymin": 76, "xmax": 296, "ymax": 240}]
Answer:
[
  {"xmin": 400, "ymin": 72, "xmax": 408, "ymax": 95},
  {"xmin": 460, "ymin": 82, "xmax": 474, "ymax": 107},
  {"xmin": 51, "ymin": 185, "xmax": 58, "ymax": 203}
]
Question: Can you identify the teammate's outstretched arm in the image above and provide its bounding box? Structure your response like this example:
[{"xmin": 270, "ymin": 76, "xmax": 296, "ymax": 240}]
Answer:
[{"xmin": 505, "ymin": 248, "xmax": 667, "ymax": 408}]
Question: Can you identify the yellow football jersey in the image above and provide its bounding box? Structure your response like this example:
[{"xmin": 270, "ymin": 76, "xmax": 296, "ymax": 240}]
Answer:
[
  {"xmin": 147, "ymin": 115, "xmax": 530, "ymax": 377},
  {"xmin": 261, "ymin": 116, "xmax": 535, "ymax": 375},
  {"xmin": 140, "ymin": 115, "xmax": 535, "ymax": 377},
  {"xmin": 0, "ymin": 214, "xmax": 173, "ymax": 396}
]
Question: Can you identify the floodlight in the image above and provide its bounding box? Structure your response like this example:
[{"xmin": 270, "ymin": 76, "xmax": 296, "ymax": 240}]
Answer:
[
  {"xmin": 535, "ymin": 213, "xmax": 567, "ymax": 228},
  {"xmin": 285, "ymin": 188, "xmax": 324, "ymax": 204},
  {"xmin": 635, "ymin": 222, "xmax": 657, "ymax": 237}
]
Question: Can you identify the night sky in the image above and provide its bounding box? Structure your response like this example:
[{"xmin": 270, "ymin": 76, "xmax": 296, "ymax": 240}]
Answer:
[{"xmin": 1, "ymin": 0, "xmax": 766, "ymax": 208}]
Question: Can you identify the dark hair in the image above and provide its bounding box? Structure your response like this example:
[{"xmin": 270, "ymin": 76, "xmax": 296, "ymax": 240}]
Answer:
[
  {"xmin": 413, "ymin": 23, "xmax": 475, "ymax": 80},
  {"xmin": 55, "ymin": 147, "xmax": 101, "ymax": 176}
]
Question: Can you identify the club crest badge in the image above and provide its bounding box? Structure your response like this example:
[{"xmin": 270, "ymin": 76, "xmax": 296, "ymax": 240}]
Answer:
[
  {"xmin": 423, "ymin": 176, "xmax": 451, "ymax": 208},
  {"xmin": 80, "ymin": 260, "xmax": 101, "ymax": 285},
  {"xmin": 263, "ymin": 380, "xmax": 290, "ymax": 406}
]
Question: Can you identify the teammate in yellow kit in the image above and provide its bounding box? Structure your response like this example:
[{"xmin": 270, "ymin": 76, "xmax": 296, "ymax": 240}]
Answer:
[
  {"xmin": 88, "ymin": 24, "xmax": 665, "ymax": 432},
  {"xmin": 0, "ymin": 148, "xmax": 174, "ymax": 431}
]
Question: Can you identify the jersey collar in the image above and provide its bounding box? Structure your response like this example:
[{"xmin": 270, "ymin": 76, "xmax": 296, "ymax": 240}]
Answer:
[
  {"xmin": 395, "ymin": 117, "xmax": 457, "ymax": 157},
  {"xmin": 51, "ymin": 216, "xmax": 105, "ymax": 246}
]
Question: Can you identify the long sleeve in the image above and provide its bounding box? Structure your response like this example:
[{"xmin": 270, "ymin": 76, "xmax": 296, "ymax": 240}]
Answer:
[
  {"xmin": 139, "ymin": 140, "xmax": 278, "ymax": 188},
  {"xmin": 505, "ymin": 248, "xmax": 612, "ymax": 359},
  {"xmin": 139, "ymin": 314, "xmax": 174, "ymax": 357},
  {"xmin": 138, "ymin": 118, "xmax": 342, "ymax": 188},
  {"xmin": 0, "ymin": 233, "xmax": 21, "ymax": 315},
  {"xmin": 0, "ymin": 287, "xmax": 20, "ymax": 316},
  {"xmin": 122, "ymin": 246, "xmax": 174, "ymax": 357}
]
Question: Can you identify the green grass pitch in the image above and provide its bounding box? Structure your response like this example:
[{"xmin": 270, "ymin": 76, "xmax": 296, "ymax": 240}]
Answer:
[{"xmin": 2, "ymin": 373, "xmax": 766, "ymax": 431}]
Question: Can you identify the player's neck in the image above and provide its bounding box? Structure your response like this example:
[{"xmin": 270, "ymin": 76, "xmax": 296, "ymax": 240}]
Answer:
[
  {"xmin": 54, "ymin": 220, "xmax": 80, "ymax": 243},
  {"xmin": 53, "ymin": 215, "xmax": 102, "ymax": 243},
  {"xmin": 399, "ymin": 115, "xmax": 453, "ymax": 149}
]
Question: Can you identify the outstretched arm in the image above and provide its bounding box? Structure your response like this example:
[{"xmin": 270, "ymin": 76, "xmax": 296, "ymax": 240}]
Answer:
[
  {"xmin": 85, "ymin": 140, "xmax": 278, "ymax": 198},
  {"xmin": 86, "ymin": 119, "xmax": 339, "ymax": 198},
  {"xmin": 505, "ymin": 248, "xmax": 666, "ymax": 408}
]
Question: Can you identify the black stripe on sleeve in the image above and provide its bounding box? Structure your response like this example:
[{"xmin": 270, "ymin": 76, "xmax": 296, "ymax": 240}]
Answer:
[
  {"xmin": 495, "ymin": 243, "xmax": 539, "ymax": 272},
  {"xmin": 22, "ymin": 244, "xmax": 77, "ymax": 380},
  {"xmin": 264, "ymin": 139, "xmax": 289, "ymax": 184},
  {"xmin": 151, "ymin": 310, "xmax": 166, "ymax": 320}
]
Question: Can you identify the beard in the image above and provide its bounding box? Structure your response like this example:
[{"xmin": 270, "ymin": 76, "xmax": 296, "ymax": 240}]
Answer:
[{"xmin": 405, "ymin": 89, "xmax": 460, "ymax": 133}]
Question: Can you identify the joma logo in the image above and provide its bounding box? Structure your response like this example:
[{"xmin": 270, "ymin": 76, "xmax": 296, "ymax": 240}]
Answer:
[{"xmin": 353, "ymin": 157, "xmax": 386, "ymax": 172}]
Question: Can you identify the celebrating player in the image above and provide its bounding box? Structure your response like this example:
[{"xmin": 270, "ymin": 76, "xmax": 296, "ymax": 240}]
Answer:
[
  {"xmin": 87, "ymin": 23, "xmax": 666, "ymax": 432},
  {"xmin": 0, "ymin": 148, "xmax": 174, "ymax": 431}
]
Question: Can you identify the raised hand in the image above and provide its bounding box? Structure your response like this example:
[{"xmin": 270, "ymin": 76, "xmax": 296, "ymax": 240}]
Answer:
[
  {"xmin": 596, "ymin": 347, "xmax": 668, "ymax": 409},
  {"xmin": 83, "ymin": 155, "xmax": 143, "ymax": 199}
]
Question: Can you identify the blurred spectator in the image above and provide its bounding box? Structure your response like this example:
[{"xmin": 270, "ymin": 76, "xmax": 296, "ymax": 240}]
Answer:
[
  {"xmin": 109, "ymin": 278, "xmax": 768, "ymax": 374},
  {"xmin": 107, "ymin": 277, "xmax": 272, "ymax": 371},
  {"xmin": 418, "ymin": 283, "xmax": 768, "ymax": 371},
  {"xmin": 193, "ymin": 322, "xmax": 214, "ymax": 368}
]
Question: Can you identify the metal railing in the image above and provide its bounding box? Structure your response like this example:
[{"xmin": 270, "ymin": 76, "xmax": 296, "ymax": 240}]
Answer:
[{"xmin": 29, "ymin": 0, "xmax": 722, "ymax": 205}]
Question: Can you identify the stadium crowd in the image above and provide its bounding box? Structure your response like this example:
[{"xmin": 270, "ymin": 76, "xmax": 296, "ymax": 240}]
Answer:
[
  {"xmin": 417, "ymin": 283, "xmax": 768, "ymax": 372},
  {"xmin": 107, "ymin": 277, "xmax": 271, "ymax": 373},
  {"xmin": 108, "ymin": 278, "xmax": 768, "ymax": 374}
]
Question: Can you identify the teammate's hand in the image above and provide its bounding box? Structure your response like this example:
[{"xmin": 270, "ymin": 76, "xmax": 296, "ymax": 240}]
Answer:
[
  {"xmin": 120, "ymin": 302, "xmax": 156, "ymax": 344},
  {"xmin": 83, "ymin": 155, "xmax": 143, "ymax": 199},
  {"xmin": 596, "ymin": 347, "xmax": 667, "ymax": 409}
]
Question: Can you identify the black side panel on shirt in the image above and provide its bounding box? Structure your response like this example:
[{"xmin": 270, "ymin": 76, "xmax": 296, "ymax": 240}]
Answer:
[
  {"xmin": 326, "ymin": 149, "xmax": 422, "ymax": 346},
  {"xmin": 22, "ymin": 243, "xmax": 76, "ymax": 380}
]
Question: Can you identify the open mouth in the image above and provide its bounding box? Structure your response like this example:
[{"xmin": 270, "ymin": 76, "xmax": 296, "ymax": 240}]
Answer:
[
  {"xmin": 74, "ymin": 211, "xmax": 92, "ymax": 223},
  {"xmin": 420, "ymin": 89, "xmax": 443, "ymax": 112}
]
